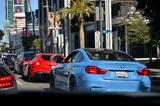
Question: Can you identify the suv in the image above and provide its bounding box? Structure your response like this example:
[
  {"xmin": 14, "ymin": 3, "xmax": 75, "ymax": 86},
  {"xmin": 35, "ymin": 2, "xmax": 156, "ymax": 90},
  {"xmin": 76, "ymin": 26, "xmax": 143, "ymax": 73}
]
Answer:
[
  {"xmin": 3, "ymin": 54, "xmax": 17, "ymax": 71},
  {"xmin": 14, "ymin": 52, "xmax": 35, "ymax": 74}
]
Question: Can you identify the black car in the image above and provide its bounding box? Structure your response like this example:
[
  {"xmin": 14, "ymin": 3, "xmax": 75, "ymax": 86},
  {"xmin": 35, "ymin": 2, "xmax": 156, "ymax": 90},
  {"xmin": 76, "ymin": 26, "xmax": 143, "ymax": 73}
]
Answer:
[
  {"xmin": 0, "ymin": 63, "xmax": 17, "ymax": 93},
  {"xmin": 14, "ymin": 52, "xmax": 35, "ymax": 74},
  {"xmin": 3, "ymin": 54, "xmax": 17, "ymax": 71}
]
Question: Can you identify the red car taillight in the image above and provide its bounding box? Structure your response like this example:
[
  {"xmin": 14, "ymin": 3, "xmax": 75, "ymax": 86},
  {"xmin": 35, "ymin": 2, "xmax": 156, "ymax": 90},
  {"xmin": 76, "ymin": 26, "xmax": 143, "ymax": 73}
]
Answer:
[
  {"xmin": 136, "ymin": 68, "xmax": 150, "ymax": 75},
  {"xmin": 35, "ymin": 62, "xmax": 40, "ymax": 66},
  {"xmin": 0, "ymin": 76, "xmax": 14, "ymax": 88},
  {"xmin": 85, "ymin": 66, "xmax": 107, "ymax": 74}
]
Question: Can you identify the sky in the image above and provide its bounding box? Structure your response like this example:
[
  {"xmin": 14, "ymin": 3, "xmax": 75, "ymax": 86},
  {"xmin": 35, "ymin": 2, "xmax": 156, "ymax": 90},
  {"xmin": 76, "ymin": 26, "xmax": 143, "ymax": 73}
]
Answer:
[{"xmin": 0, "ymin": 0, "xmax": 38, "ymax": 30}]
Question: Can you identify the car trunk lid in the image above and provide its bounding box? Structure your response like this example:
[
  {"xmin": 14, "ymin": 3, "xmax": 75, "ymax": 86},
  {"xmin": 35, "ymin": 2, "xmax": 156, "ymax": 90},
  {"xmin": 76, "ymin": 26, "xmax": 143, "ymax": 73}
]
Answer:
[{"xmin": 93, "ymin": 60, "xmax": 145, "ymax": 80}]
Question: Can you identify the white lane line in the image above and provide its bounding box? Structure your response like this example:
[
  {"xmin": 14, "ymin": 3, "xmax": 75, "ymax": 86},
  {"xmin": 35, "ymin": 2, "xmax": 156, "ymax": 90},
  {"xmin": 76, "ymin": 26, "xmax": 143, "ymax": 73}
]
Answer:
[{"xmin": 16, "ymin": 80, "xmax": 22, "ymax": 86}]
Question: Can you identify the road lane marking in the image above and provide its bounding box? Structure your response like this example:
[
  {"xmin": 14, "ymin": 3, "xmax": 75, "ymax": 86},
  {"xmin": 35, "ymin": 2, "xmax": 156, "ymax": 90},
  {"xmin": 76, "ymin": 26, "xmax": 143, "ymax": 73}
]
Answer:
[{"xmin": 16, "ymin": 80, "xmax": 22, "ymax": 86}]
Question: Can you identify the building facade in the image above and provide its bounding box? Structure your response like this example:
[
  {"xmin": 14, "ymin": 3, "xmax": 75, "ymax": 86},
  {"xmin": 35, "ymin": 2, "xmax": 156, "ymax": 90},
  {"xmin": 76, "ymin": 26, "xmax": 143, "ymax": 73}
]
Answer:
[
  {"xmin": 38, "ymin": 0, "xmax": 66, "ymax": 55},
  {"xmin": 4, "ymin": 0, "xmax": 35, "ymax": 54},
  {"xmin": 5, "ymin": 0, "xmax": 14, "ymax": 24},
  {"xmin": 38, "ymin": 0, "xmax": 157, "ymax": 58}
]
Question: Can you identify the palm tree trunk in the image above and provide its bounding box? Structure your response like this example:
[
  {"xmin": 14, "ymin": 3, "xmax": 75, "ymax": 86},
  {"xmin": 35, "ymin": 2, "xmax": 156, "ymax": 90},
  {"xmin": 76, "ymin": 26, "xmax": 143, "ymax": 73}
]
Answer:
[
  {"xmin": 28, "ymin": 0, "xmax": 35, "ymax": 36},
  {"xmin": 79, "ymin": 17, "xmax": 85, "ymax": 48}
]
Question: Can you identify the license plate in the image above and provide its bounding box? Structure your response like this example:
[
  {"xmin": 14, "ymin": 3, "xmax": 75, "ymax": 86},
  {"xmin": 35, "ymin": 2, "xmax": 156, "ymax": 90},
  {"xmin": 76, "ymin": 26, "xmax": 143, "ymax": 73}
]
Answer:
[{"xmin": 116, "ymin": 71, "xmax": 128, "ymax": 78}]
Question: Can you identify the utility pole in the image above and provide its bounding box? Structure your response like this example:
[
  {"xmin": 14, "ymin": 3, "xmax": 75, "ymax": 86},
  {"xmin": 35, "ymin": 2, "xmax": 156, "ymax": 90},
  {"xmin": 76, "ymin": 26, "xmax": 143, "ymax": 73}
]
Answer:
[
  {"xmin": 99, "ymin": 0, "xmax": 103, "ymax": 48},
  {"xmin": 28, "ymin": 0, "xmax": 35, "ymax": 36},
  {"xmin": 46, "ymin": 0, "xmax": 49, "ymax": 53},
  {"xmin": 53, "ymin": 4, "xmax": 58, "ymax": 54},
  {"xmin": 105, "ymin": 0, "xmax": 112, "ymax": 49},
  {"xmin": 25, "ymin": 0, "xmax": 28, "ymax": 37}
]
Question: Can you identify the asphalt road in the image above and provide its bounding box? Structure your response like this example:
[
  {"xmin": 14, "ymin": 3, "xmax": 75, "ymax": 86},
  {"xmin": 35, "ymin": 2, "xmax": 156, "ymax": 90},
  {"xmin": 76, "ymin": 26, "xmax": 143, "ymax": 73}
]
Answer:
[
  {"xmin": 15, "ymin": 73, "xmax": 50, "ymax": 92},
  {"xmin": 13, "ymin": 68, "xmax": 160, "ymax": 93}
]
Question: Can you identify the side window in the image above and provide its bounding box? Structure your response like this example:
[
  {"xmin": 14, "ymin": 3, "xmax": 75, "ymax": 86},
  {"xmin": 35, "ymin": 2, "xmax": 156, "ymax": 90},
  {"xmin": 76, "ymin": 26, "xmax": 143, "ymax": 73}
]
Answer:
[
  {"xmin": 64, "ymin": 51, "xmax": 78, "ymax": 63},
  {"xmin": 30, "ymin": 55, "xmax": 37, "ymax": 60},
  {"xmin": 75, "ymin": 52, "xmax": 84, "ymax": 62}
]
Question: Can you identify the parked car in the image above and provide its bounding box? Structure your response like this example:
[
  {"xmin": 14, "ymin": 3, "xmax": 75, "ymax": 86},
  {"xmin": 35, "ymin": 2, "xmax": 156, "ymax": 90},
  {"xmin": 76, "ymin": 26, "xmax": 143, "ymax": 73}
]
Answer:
[
  {"xmin": 14, "ymin": 52, "xmax": 35, "ymax": 74},
  {"xmin": 0, "ymin": 63, "xmax": 17, "ymax": 93},
  {"xmin": 22, "ymin": 53, "xmax": 65, "ymax": 81},
  {"xmin": 49, "ymin": 48, "xmax": 151, "ymax": 93}
]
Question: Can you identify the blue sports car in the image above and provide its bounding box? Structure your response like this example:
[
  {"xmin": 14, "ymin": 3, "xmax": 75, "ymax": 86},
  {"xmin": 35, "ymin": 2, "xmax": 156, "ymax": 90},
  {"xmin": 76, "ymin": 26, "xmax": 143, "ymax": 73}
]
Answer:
[{"xmin": 49, "ymin": 48, "xmax": 151, "ymax": 93}]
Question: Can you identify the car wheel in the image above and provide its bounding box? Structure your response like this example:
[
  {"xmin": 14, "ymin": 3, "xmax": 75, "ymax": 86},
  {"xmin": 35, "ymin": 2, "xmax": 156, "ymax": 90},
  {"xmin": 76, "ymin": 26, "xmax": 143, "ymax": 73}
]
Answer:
[
  {"xmin": 49, "ymin": 75, "xmax": 55, "ymax": 90},
  {"xmin": 27, "ymin": 66, "xmax": 32, "ymax": 82},
  {"xmin": 22, "ymin": 69, "xmax": 25, "ymax": 79},
  {"xmin": 19, "ymin": 64, "xmax": 23, "ymax": 75},
  {"xmin": 69, "ymin": 76, "xmax": 77, "ymax": 93}
]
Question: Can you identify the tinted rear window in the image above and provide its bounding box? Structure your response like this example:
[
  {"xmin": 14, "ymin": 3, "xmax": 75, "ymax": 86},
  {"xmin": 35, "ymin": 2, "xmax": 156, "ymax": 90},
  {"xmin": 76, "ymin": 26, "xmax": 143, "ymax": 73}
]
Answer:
[
  {"xmin": 51, "ymin": 55, "xmax": 64, "ymax": 63},
  {"xmin": 41, "ymin": 55, "xmax": 64, "ymax": 63},
  {"xmin": 86, "ymin": 50, "xmax": 135, "ymax": 62},
  {"xmin": 41, "ymin": 55, "xmax": 52, "ymax": 60}
]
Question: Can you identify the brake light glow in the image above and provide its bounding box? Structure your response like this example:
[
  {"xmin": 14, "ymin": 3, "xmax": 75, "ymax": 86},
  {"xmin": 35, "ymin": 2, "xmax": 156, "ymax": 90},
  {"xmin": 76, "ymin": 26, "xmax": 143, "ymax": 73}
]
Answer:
[
  {"xmin": 136, "ymin": 68, "xmax": 149, "ymax": 75},
  {"xmin": 0, "ymin": 76, "xmax": 14, "ymax": 88},
  {"xmin": 36, "ymin": 62, "xmax": 40, "ymax": 66},
  {"xmin": 85, "ymin": 66, "xmax": 107, "ymax": 74}
]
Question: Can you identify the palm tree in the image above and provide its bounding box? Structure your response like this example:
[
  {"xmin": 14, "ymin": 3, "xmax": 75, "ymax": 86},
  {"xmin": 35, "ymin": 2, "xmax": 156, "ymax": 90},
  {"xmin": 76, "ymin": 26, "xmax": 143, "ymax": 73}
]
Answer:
[
  {"xmin": 28, "ymin": 0, "xmax": 35, "ymax": 36},
  {"xmin": 60, "ymin": 0, "xmax": 95, "ymax": 48}
]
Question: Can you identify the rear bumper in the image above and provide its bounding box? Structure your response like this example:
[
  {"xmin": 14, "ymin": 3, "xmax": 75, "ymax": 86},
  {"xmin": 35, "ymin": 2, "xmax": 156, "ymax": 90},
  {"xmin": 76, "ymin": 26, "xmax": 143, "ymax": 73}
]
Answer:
[
  {"xmin": 79, "ymin": 78, "xmax": 151, "ymax": 93},
  {"xmin": 89, "ymin": 80, "xmax": 151, "ymax": 93},
  {"xmin": 0, "ymin": 84, "xmax": 17, "ymax": 94},
  {"xmin": 32, "ymin": 71, "xmax": 50, "ymax": 78}
]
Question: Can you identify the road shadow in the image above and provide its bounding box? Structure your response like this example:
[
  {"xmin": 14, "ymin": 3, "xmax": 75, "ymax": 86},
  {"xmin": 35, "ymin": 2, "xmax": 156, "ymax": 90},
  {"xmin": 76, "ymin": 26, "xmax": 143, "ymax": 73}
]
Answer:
[{"xmin": 17, "ymin": 74, "xmax": 50, "ymax": 83}]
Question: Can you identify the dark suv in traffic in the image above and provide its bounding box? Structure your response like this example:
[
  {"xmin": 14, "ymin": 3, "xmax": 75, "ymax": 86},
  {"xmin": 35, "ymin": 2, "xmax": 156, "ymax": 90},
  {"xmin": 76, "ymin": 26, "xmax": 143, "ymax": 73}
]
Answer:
[{"xmin": 14, "ymin": 52, "xmax": 35, "ymax": 74}]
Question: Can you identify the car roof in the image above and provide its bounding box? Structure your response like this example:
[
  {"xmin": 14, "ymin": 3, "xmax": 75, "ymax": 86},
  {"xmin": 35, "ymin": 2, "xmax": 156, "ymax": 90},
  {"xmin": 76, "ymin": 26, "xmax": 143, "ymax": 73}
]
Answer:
[
  {"xmin": 37, "ymin": 53, "xmax": 63, "ymax": 55},
  {"xmin": 82, "ymin": 48, "xmax": 124, "ymax": 53},
  {"xmin": 36, "ymin": 53, "xmax": 65, "ymax": 58}
]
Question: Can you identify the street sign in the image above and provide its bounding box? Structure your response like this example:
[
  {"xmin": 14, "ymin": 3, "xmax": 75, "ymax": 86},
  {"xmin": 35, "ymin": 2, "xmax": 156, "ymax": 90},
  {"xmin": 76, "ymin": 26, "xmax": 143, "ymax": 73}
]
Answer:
[
  {"xmin": 96, "ymin": 7, "xmax": 104, "ymax": 21},
  {"xmin": 103, "ymin": 30, "xmax": 112, "ymax": 34}
]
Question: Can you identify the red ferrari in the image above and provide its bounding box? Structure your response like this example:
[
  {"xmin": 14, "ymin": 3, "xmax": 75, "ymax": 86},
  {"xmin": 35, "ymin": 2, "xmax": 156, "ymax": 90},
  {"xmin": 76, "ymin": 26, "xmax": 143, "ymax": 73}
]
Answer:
[{"xmin": 22, "ymin": 53, "xmax": 65, "ymax": 81}]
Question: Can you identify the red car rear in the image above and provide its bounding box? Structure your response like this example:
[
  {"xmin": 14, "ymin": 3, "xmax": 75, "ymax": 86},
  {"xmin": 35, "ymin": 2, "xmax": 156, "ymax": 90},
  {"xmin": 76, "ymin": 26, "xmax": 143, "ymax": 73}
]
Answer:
[{"xmin": 22, "ymin": 53, "xmax": 65, "ymax": 81}]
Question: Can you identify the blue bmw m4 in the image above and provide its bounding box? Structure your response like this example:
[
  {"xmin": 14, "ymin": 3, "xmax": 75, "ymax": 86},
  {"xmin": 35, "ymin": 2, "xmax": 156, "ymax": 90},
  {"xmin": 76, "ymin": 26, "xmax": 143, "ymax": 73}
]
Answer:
[{"xmin": 49, "ymin": 48, "xmax": 151, "ymax": 93}]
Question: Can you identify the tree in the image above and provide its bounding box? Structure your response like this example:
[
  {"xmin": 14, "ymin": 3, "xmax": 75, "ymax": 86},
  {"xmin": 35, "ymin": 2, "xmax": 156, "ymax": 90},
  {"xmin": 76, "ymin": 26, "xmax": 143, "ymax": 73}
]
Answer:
[
  {"xmin": 33, "ymin": 38, "xmax": 40, "ymax": 51},
  {"xmin": 121, "ymin": 10, "xmax": 151, "ymax": 45},
  {"xmin": 137, "ymin": 0, "xmax": 160, "ymax": 44},
  {"xmin": 21, "ymin": 35, "xmax": 35, "ymax": 51},
  {"xmin": 137, "ymin": 0, "xmax": 160, "ymax": 61},
  {"xmin": 60, "ymin": 0, "xmax": 95, "ymax": 48}
]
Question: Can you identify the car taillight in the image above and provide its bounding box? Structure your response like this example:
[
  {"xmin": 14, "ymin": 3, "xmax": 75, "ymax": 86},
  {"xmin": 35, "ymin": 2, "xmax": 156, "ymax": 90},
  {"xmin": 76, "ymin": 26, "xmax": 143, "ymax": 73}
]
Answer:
[
  {"xmin": 85, "ymin": 66, "xmax": 107, "ymax": 74},
  {"xmin": 136, "ymin": 68, "xmax": 149, "ymax": 75},
  {"xmin": 36, "ymin": 62, "xmax": 40, "ymax": 66},
  {"xmin": 0, "ymin": 76, "xmax": 14, "ymax": 88}
]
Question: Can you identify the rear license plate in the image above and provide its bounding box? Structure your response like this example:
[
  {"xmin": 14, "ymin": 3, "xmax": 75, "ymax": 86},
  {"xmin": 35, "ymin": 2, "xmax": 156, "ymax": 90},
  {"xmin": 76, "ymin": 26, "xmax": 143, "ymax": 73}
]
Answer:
[{"xmin": 116, "ymin": 71, "xmax": 128, "ymax": 78}]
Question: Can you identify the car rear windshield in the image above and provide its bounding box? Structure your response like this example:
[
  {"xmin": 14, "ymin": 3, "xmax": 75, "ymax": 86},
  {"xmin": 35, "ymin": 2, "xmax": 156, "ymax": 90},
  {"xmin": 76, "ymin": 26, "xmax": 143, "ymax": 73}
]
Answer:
[
  {"xmin": 86, "ymin": 50, "xmax": 135, "ymax": 62},
  {"xmin": 41, "ymin": 55, "xmax": 64, "ymax": 63}
]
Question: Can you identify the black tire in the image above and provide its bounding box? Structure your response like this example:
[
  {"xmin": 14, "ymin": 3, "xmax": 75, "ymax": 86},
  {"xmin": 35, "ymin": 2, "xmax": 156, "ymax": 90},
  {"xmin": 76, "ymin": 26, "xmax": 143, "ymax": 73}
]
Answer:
[
  {"xmin": 49, "ymin": 71, "xmax": 55, "ymax": 90},
  {"xmin": 50, "ymin": 77, "xmax": 55, "ymax": 90},
  {"xmin": 69, "ymin": 77, "xmax": 77, "ymax": 93},
  {"xmin": 27, "ymin": 66, "xmax": 32, "ymax": 82},
  {"xmin": 22, "ymin": 69, "xmax": 26, "ymax": 79}
]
